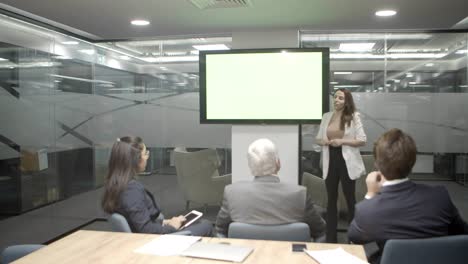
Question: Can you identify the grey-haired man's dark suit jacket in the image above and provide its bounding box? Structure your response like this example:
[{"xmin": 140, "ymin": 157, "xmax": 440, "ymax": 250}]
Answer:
[{"xmin": 215, "ymin": 176, "xmax": 326, "ymax": 238}]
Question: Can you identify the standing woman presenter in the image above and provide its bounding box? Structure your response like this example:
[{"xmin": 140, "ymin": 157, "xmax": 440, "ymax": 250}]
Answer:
[{"xmin": 316, "ymin": 88, "xmax": 366, "ymax": 243}]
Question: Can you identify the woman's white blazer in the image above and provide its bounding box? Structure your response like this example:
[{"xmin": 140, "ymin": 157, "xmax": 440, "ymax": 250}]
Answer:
[{"xmin": 316, "ymin": 112, "xmax": 367, "ymax": 180}]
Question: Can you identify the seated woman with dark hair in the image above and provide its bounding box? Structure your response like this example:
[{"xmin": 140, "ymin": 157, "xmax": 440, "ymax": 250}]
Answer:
[{"xmin": 102, "ymin": 136, "xmax": 212, "ymax": 236}]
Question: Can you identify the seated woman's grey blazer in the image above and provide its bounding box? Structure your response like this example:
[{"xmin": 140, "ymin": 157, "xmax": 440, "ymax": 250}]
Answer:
[{"xmin": 116, "ymin": 180, "xmax": 177, "ymax": 234}]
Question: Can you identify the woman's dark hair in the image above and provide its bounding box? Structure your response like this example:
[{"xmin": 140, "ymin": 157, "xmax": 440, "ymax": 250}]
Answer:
[
  {"xmin": 102, "ymin": 136, "xmax": 144, "ymax": 213},
  {"xmin": 336, "ymin": 88, "xmax": 356, "ymax": 130}
]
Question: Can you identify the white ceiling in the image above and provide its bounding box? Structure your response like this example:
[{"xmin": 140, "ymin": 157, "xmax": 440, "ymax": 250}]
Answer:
[{"xmin": 1, "ymin": 0, "xmax": 467, "ymax": 40}]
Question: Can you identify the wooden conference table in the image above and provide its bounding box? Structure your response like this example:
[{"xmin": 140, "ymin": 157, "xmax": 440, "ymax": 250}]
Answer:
[{"xmin": 13, "ymin": 230, "xmax": 366, "ymax": 264}]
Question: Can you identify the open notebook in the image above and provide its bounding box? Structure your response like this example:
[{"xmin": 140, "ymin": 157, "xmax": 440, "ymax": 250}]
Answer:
[
  {"xmin": 305, "ymin": 247, "xmax": 369, "ymax": 264},
  {"xmin": 181, "ymin": 242, "xmax": 254, "ymax": 262}
]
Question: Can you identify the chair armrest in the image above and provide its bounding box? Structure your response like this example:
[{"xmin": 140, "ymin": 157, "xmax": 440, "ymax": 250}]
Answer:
[
  {"xmin": 172, "ymin": 230, "xmax": 192, "ymax": 236},
  {"xmin": 212, "ymin": 174, "xmax": 231, "ymax": 183},
  {"xmin": 216, "ymin": 233, "xmax": 227, "ymax": 238}
]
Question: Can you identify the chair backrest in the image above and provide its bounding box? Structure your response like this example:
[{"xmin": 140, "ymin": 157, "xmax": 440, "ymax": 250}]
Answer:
[
  {"xmin": 109, "ymin": 213, "xmax": 132, "ymax": 233},
  {"xmin": 1, "ymin": 244, "xmax": 44, "ymax": 264},
  {"xmin": 228, "ymin": 222, "xmax": 311, "ymax": 242},
  {"xmin": 173, "ymin": 148, "xmax": 229, "ymax": 205},
  {"xmin": 381, "ymin": 235, "xmax": 468, "ymax": 264},
  {"xmin": 361, "ymin": 154, "xmax": 375, "ymax": 174},
  {"xmin": 301, "ymin": 172, "xmax": 327, "ymax": 209}
]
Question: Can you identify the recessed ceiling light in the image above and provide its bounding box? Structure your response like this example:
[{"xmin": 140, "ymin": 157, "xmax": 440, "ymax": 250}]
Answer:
[
  {"xmin": 375, "ymin": 10, "xmax": 397, "ymax": 17},
  {"xmin": 0, "ymin": 57, "xmax": 8, "ymax": 61},
  {"xmin": 425, "ymin": 63, "xmax": 434, "ymax": 67},
  {"xmin": 131, "ymin": 20, "xmax": 150, "ymax": 26},
  {"xmin": 339, "ymin": 43, "xmax": 375, "ymax": 52},
  {"xmin": 192, "ymin": 44, "xmax": 230, "ymax": 51},
  {"xmin": 330, "ymin": 82, "xmax": 339, "ymax": 85},
  {"xmin": 61, "ymin": 41, "xmax": 79, "ymax": 45}
]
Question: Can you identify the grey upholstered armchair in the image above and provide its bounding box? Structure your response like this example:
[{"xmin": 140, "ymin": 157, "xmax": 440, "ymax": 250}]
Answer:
[{"xmin": 173, "ymin": 148, "xmax": 231, "ymax": 211}]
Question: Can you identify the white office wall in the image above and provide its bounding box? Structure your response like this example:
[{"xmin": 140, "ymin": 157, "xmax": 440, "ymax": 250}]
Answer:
[{"xmin": 232, "ymin": 125, "xmax": 299, "ymax": 184}]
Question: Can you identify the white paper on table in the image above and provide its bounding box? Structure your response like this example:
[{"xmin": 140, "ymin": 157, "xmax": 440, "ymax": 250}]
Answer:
[
  {"xmin": 304, "ymin": 247, "xmax": 369, "ymax": 264},
  {"xmin": 134, "ymin": 235, "xmax": 202, "ymax": 256}
]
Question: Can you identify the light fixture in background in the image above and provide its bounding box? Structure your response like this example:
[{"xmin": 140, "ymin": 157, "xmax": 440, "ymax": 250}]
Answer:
[
  {"xmin": 339, "ymin": 43, "xmax": 375, "ymax": 52},
  {"xmin": 141, "ymin": 56, "xmax": 199, "ymax": 63},
  {"xmin": 425, "ymin": 63, "xmax": 434, "ymax": 67},
  {"xmin": 406, "ymin": 73, "xmax": 414, "ymax": 78},
  {"xmin": 160, "ymin": 67, "xmax": 167, "ymax": 70},
  {"xmin": 334, "ymin": 85, "xmax": 361, "ymax": 88},
  {"xmin": 131, "ymin": 19, "xmax": 150, "ymax": 26},
  {"xmin": 456, "ymin": 49, "xmax": 468, "ymax": 54},
  {"xmin": 165, "ymin": 51, "xmax": 186, "ymax": 56},
  {"xmin": 331, "ymin": 53, "xmax": 446, "ymax": 59},
  {"xmin": 119, "ymin": 55, "xmax": 131, "ymax": 60},
  {"xmin": 302, "ymin": 34, "xmax": 431, "ymax": 41},
  {"xmin": 78, "ymin": 49, "xmax": 95, "ymax": 55},
  {"xmin": 375, "ymin": 10, "xmax": 397, "ymax": 17},
  {"xmin": 0, "ymin": 57, "xmax": 8, "ymax": 61},
  {"xmin": 61, "ymin": 41, "xmax": 79, "ymax": 45},
  {"xmin": 192, "ymin": 44, "xmax": 230, "ymax": 50},
  {"xmin": 334, "ymin": 72, "xmax": 353, "ymax": 75},
  {"xmin": 330, "ymin": 82, "xmax": 339, "ymax": 85},
  {"xmin": 54, "ymin": 55, "xmax": 71, "ymax": 60}
]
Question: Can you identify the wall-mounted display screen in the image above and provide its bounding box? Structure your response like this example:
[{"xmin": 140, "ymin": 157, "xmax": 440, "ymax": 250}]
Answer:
[{"xmin": 199, "ymin": 48, "xmax": 329, "ymax": 124}]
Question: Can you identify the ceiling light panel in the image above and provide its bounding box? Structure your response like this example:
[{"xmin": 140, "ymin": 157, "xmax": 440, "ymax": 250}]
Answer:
[
  {"xmin": 193, "ymin": 44, "xmax": 230, "ymax": 50},
  {"xmin": 339, "ymin": 43, "xmax": 375, "ymax": 52},
  {"xmin": 190, "ymin": 0, "xmax": 252, "ymax": 9}
]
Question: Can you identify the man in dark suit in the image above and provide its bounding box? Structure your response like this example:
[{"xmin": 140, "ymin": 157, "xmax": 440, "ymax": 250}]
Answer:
[
  {"xmin": 348, "ymin": 128, "xmax": 468, "ymax": 263},
  {"xmin": 215, "ymin": 138, "xmax": 326, "ymax": 239}
]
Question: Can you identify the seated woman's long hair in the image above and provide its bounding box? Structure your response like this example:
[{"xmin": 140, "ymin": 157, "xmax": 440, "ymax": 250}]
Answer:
[{"xmin": 102, "ymin": 136, "xmax": 144, "ymax": 213}]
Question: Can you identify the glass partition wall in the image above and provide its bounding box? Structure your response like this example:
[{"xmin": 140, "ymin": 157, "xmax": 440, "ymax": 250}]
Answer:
[
  {"xmin": 0, "ymin": 13, "xmax": 232, "ymax": 248},
  {"xmin": 300, "ymin": 32, "xmax": 468, "ymax": 223}
]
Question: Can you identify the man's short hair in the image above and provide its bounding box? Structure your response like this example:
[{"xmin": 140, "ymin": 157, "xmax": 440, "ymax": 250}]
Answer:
[
  {"xmin": 373, "ymin": 128, "xmax": 417, "ymax": 180},
  {"xmin": 247, "ymin": 138, "xmax": 279, "ymax": 176}
]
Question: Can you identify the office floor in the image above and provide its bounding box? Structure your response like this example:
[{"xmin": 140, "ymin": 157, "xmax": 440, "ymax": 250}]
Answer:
[{"xmin": 0, "ymin": 171, "xmax": 467, "ymax": 250}]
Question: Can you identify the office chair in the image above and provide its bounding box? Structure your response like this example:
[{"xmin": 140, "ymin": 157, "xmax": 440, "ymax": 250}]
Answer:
[
  {"xmin": 228, "ymin": 222, "xmax": 311, "ymax": 242},
  {"xmin": 108, "ymin": 213, "xmax": 191, "ymax": 235},
  {"xmin": 301, "ymin": 172, "xmax": 349, "ymax": 215},
  {"xmin": 109, "ymin": 213, "xmax": 132, "ymax": 233},
  {"xmin": 1, "ymin": 244, "xmax": 45, "ymax": 264},
  {"xmin": 380, "ymin": 235, "xmax": 468, "ymax": 264},
  {"xmin": 173, "ymin": 148, "xmax": 231, "ymax": 211}
]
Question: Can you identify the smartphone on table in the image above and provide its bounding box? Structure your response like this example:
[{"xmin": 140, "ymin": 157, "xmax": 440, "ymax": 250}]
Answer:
[{"xmin": 292, "ymin": 243, "xmax": 307, "ymax": 252}]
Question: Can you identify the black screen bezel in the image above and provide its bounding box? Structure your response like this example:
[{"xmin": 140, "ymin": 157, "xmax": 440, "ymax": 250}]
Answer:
[{"xmin": 199, "ymin": 48, "xmax": 330, "ymax": 124}]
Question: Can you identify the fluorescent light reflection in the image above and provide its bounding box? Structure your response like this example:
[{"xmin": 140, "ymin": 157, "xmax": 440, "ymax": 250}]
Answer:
[
  {"xmin": 192, "ymin": 44, "xmax": 229, "ymax": 51},
  {"xmin": 334, "ymin": 72, "xmax": 353, "ymax": 75},
  {"xmin": 339, "ymin": 43, "xmax": 375, "ymax": 52}
]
